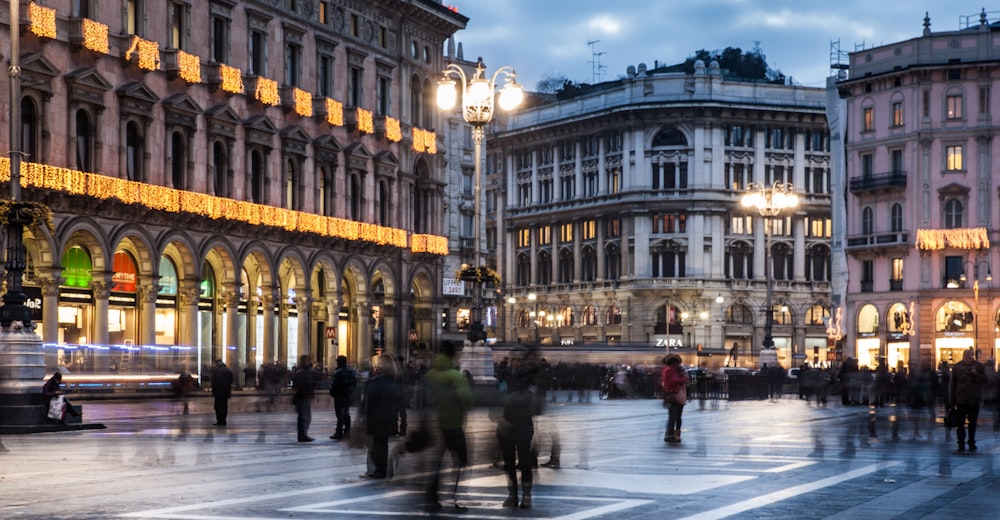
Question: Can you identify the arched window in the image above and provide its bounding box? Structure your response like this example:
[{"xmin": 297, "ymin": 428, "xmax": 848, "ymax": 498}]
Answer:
[
  {"xmin": 652, "ymin": 128, "xmax": 687, "ymax": 147},
  {"xmin": 726, "ymin": 241, "xmax": 753, "ymax": 279},
  {"xmin": 604, "ymin": 243, "xmax": 620, "ymax": 280},
  {"xmin": 126, "ymin": 121, "xmax": 143, "ymax": 181},
  {"xmin": 862, "ymin": 206, "xmax": 874, "ymax": 235},
  {"xmin": 422, "ymin": 77, "xmax": 434, "ymax": 129},
  {"xmin": 726, "ymin": 304, "xmax": 754, "ymax": 325},
  {"xmin": 771, "ymin": 304, "xmax": 792, "ymax": 325},
  {"xmin": 581, "ymin": 246, "xmax": 597, "ymax": 282},
  {"xmin": 890, "ymin": 203, "xmax": 903, "ymax": 233},
  {"xmin": 581, "ymin": 304, "xmax": 597, "ymax": 326},
  {"xmin": 606, "ymin": 303, "xmax": 621, "ymax": 325},
  {"xmin": 537, "ymin": 251, "xmax": 552, "ymax": 285},
  {"xmin": 76, "ymin": 109, "xmax": 94, "ymax": 172},
  {"xmin": 806, "ymin": 244, "xmax": 830, "ymax": 282},
  {"xmin": 558, "ymin": 248, "xmax": 573, "ymax": 283},
  {"xmin": 805, "ymin": 304, "xmax": 830, "ymax": 326},
  {"xmin": 655, "ymin": 304, "xmax": 682, "ymax": 334},
  {"xmin": 515, "ymin": 253, "xmax": 530, "ymax": 286},
  {"xmin": 944, "ymin": 199, "xmax": 964, "ymax": 228},
  {"xmin": 772, "ymin": 242, "xmax": 793, "ymax": 280},
  {"xmin": 170, "ymin": 131, "xmax": 186, "ymax": 189}
]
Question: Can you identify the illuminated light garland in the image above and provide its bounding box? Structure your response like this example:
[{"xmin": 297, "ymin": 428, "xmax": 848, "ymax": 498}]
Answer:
[
  {"xmin": 411, "ymin": 234, "xmax": 449, "ymax": 255},
  {"xmin": 177, "ymin": 51, "xmax": 201, "ymax": 84},
  {"xmin": 29, "ymin": 2, "xmax": 57, "ymax": 39},
  {"xmin": 293, "ymin": 88, "xmax": 313, "ymax": 117},
  {"xmin": 356, "ymin": 108, "xmax": 374, "ymax": 134},
  {"xmin": 219, "ymin": 64, "xmax": 243, "ymax": 94},
  {"xmin": 915, "ymin": 227, "xmax": 991, "ymax": 250},
  {"xmin": 1, "ymin": 158, "xmax": 440, "ymax": 251},
  {"xmin": 326, "ymin": 98, "xmax": 344, "ymax": 126},
  {"xmin": 255, "ymin": 77, "xmax": 280, "ymax": 106},
  {"xmin": 385, "ymin": 117, "xmax": 402, "ymax": 142},
  {"xmin": 424, "ymin": 129, "xmax": 437, "ymax": 154},
  {"xmin": 412, "ymin": 128, "xmax": 426, "ymax": 153},
  {"xmin": 82, "ymin": 19, "xmax": 109, "ymax": 54},
  {"xmin": 125, "ymin": 35, "xmax": 161, "ymax": 71}
]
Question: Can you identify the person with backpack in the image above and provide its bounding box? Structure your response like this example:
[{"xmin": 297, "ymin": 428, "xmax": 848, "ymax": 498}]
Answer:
[{"xmin": 329, "ymin": 355, "xmax": 357, "ymax": 440}]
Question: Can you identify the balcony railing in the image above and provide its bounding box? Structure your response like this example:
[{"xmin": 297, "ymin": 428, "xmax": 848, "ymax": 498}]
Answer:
[
  {"xmin": 849, "ymin": 171, "xmax": 906, "ymax": 193},
  {"xmin": 846, "ymin": 232, "xmax": 909, "ymax": 249},
  {"xmin": 861, "ymin": 280, "xmax": 874, "ymax": 292}
]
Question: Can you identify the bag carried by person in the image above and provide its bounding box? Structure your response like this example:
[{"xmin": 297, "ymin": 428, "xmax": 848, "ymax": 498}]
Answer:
[
  {"xmin": 47, "ymin": 395, "xmax": 66, "ymax": 420},
  {"xmin": 944, "ymin": 407, "xmax": 961, "ymax": 428},
  {"xmin": 662, "ymin": 386, "xmax": 688, "ymax": 407}
]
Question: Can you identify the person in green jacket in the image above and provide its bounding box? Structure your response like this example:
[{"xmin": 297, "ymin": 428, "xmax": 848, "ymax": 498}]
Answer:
[{"xmin": 423, "ymin": 341, "xmax": 474, "ymax": 512}]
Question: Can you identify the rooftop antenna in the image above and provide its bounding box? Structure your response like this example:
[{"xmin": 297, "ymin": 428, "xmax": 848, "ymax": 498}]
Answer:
[{"xmin": 588, "ymin": 39, "xmax": 606, "ymax": 83}]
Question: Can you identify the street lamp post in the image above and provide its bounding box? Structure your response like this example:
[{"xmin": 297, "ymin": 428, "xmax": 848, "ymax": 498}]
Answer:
[
  {"xmin": 438, "ymin": 58, "xmax": 523, "ymax": 379},
  {"xmin": 961, "ymin": 260, "xmax": 992, "ymax": 359},
  {"xmin": 527, "ymin": 292, "xmax": 537, "ymax": 345},
  {"xmin": 741, "ymin": 181, "xmax": 799, "ymax": 367}
]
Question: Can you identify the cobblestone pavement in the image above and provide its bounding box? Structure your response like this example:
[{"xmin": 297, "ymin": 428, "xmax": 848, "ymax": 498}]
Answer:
[{"xmin": 1, "ymin": 391, "xmax": 998, "ymax": 519}]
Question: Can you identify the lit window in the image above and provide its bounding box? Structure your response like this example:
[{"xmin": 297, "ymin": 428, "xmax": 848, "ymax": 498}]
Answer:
[
  {"xmin": 946, "ymin": 145, "xmax": 963, "ymax": 171},
  {"xmin": 863, "ymin": 107, "xmax": 873, "ymax": 131},
  {"xmin": 892, "ymin": 101, "xmax": 903, "ymax": 127},
  {"xmin": 946, "ymin": 94, "xmax": 963, "ymax": 119}
]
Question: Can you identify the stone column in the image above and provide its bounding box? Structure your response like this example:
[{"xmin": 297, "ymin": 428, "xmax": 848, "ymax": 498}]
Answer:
[
  {"xmin": 296, "ymin": 293, "xmax": 311, "ymax": 362},
  {"xmin": 261, "ymin": 292, "xmax": 276, "ymax": 363},
  {"xmin": 39, "ymin": 276, "xmax": 62, "ymax": 346},
  {"xmin": 92, "ymin": 279, "xmax": 112, "ymax": 348}
]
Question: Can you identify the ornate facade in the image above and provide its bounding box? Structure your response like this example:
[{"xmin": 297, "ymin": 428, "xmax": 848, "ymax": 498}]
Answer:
[
  {"xmin": 0, "ymin": 0, "xmax": 459, "ymax": 383},
  {"xmin": 838, "ymin": 11, "xmax": 1000, "ymax": 370},
  {"xmin": 489, "ymin": 61, "xmax": 833, "ymax": 368}
]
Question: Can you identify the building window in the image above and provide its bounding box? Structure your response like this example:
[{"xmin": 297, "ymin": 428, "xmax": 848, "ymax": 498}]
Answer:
[
  {"xmin": 980, "ymin": 86, "xmax": 991, "ymax": 115},
  {"xmin": 127, "ymin": 0, "xmax": 144, "ymax": 36},
  {"xmin": 890, "ymin": 203, "xmax": 903, "ymax": 232},
  {"xmin": 170, "ymin": 131, "xmax": 186, "ymax": 190},
  {"xmin": 946, "ymin": 145, "xmax": 963, "ymax": 171},
  {"xmin": 944, "ymin": 199, "xmax": 964, "ymax": 229},
  {"xmin": 806, "ymin": 167, "xmax": 828, "ymax": 194},
  {"xmin": 605, "ymin": 244, "xmax": 621, "ymax": 281},
  {"xmin": 517, "ymin": 229, "xmax": 530, "ymax": 248},
  {"xmin": 862, "ymin": 206, "xmax": 874, "ymax": 235},
  {"xmin": 284, "ymin": 158, "xmax": 299, "ymax": 210},
  {"xmin": 891, "ymin": 101, "xmax": 903, "ymax": 127},
  {"xmin": 169, "ymin": 2, "xmax": 188, "ymax": 50},
  {"xmin": 250, "ymin": 30, "xmax": 266, "ymax": 76},
  {"xmin": 806, "ymin": 245, "xmax": 830, "ymax": 282},
  {"xmin": 862, "ymin": 106, "xmax": 873, "ymax": 131},
  {"xmin": 946, "ymin": 94, "xmax": 963, "ymax": 119},
  {"xmin": 861, "ymin": 260, "xmax": 874, "ymax": 292},
  {"xmin": 515, "ymin": 253, "xmax": 530, "ymax": 286},
  {"xmin": 726, "ymin": 242, "xmax": 753, "ymax": 280},
  {"xmin": 861, "ymin": 153, "xmax": 873, "ymax": 177},
  {"xmin": 537, "ymin": 252, "xmax": 552, "ymax": 285},
  {"xmin": 890, "ymin": 149, "xmax": 903, "ymax": 175},
  {"xmin": 729, "ymin": 215, "xmax": 751, "ymax": 235},
  {"xmin": 891, "ymin": 258, "xmax": 904, "ymax": 291},
  {"xmin": 652, "ymin": 161, "xmax": 687, "ymax": 189},
  {"xmin": 652, "ymin": 250, "xmax": 686, "ymax": 278},
  {"xmin": 250, "ymin": 149, "xmax": 265, "ymax": 204},
  {"xmin": 558, "ymin": 249, "xmax": 573, "ymax": 283},
  {"xmin": 606, "ymin": 217, "xmax": 620, "ymax": 238},
  {"xmin": 125, "ymin": 121, "xmax": 143, "ymax": 182},
  {"xmin": 945, "ymin": 255, "xmax": 963, "ymax": 288},
  {"xmin": 582, "ymin": 220, "xmax": 596, "ymax": 240},
  {"xmin": 559, "ymin": 223, "xmax": 573, "ymax": 243},
  {"xmin": 583, "ymin": 170, "xmax": 598, "ymax": 197},
  {"xmin": 210, "ymin": 11, "xmax": 230, "ymax": 63},
  {"xmin": 608, "ymin": 168, "xmax": 621, "ymax": 194},
  {"xmin": 771, "ymin": 243, "xmax": 792, "ymax": 280},
  {"xmin": 727, "ymin": 163, "xmax": 748, "ymax": 191},
  {"xmin": 285, "ymin": 43, "xmax": 301, "ymax": 87},
  {"xmin": 75, "ymin": 109, "xmax": 94, "ymax": 172},
  {"xmin": 581, "ymin": 247, "xmax": 596, "ymax": 282},
  {"xmin": 212, "ymin": 141, "xmax": 229, "ymax": 198},
  {"xmin": 318, "ymin": 54, "xmax": 333, "ymax": 98},
  {"xmin": 349, "ymin": 66, "xmax": 363, "ymax": 107},
  {"xmin": 538, "ymin": 226, "xmax": 551, "ymax": 246},
  {"xmin": 377, "ymin": 75, "xmax": 391, "ymax": 115}
]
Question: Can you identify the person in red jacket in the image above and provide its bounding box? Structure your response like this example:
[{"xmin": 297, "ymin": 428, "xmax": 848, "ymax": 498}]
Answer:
[{"xmin": 660, "ymin": 355, "xmax": 689, "ymax": 443}]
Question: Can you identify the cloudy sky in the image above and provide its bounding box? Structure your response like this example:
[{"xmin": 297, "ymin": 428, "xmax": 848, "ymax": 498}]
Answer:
[{"xmin": 449, "ymin": 1, "xmax": 985, "ymax": 90}]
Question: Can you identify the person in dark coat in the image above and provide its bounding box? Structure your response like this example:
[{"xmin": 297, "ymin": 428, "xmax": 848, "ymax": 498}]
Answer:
[
  {"xmin": 211, "ymin": 360, "xmax": 234, "ymax": 426},
  {"xmin": 949, "ymin": 349, "xmax": 986, "ymax": 452},
  {"xmin": 363, "ymin": 353, "xmax": 402, "ymax": 478},
  {"xmin": 329, "ymin": 355, "xmax": 357, "ymax": 440},
  {"xmin": 292, "ymin": 355, "xmax": 317, "ymax": 442},
  {"xmin": 42, "ymin": 371, "xmax": 80, "ymax": 422},
  {"xmin": 496, "ymin": 346, "xmax": 543, "ymax": 509}
]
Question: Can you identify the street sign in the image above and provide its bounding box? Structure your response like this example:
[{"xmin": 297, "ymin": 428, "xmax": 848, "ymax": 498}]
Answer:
[{"xmin": 325, "ymin": 327, "xmax": 336, "ymax": 339}]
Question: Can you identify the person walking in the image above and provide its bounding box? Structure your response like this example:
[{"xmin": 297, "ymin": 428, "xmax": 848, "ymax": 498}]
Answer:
[
  {"xmin": 362, "ymin": 353, "xmax": 402, "ymax": 478},
  {"xmin": 211, "ymin": 360, "xmax": 234, "ymax": 426},
  {"xmin": 423, "ymin": 341, "xmax": 474, "ymax": 512},
  {"xmin": 949, "ymin": 348, "xmax": 986, "ymax": 452},
  {"xmin": 292, "ymin": 355, "xmax": 317, "ymax": 442},
  {"xmin": 329, "ymin": 355, "xmax": 357, "ymax": 440},
  {"xmin": 496, "ymin": 346, "xmax": 543, "ymax": 509},
  {"xmin": 661, "ymin": 355, "xmax": 689, "ymax": 443}
]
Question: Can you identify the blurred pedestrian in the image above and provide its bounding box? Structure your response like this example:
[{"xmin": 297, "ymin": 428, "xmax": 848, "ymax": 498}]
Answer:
[
  {"xmin": 497, "ymin": 346, "xmax": 542, "ymax": 508},
  {"xmin": 661, "ymin": 355, "xmax": 689, "ymax": 443},
  {"xmin": 292, "ymin": 355, "xmax": 317, "ymax": 442},
  {"xmin": 329, "ymin": 355, "xmax": 357, "ymax": 440},
  {"xmin": 423, "ymin": 341, "xmax": 474, "ymax": 512},
  {"xmin": 949, "ymin": 349, "xmax": 986, "ymax": 452},
  {"xmin": 211, "ymin": 359, "xmax": 234, "ymax": 426},
  {"xmin": 363, "ymin": 353, "xmax": 402, "ymax": 478}
]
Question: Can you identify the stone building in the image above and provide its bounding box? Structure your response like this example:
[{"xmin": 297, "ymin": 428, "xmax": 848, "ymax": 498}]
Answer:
[
  {"xmin": 838, "ymin": 10, "xmax": 1000, "ymax": 370},
  {"xmin": 0, "ymin": 0, "xmax": 458, "ymax": 383},
  {"xmin": 489, "ymin": 60, "xmax": 833, "ymax": 368}
]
